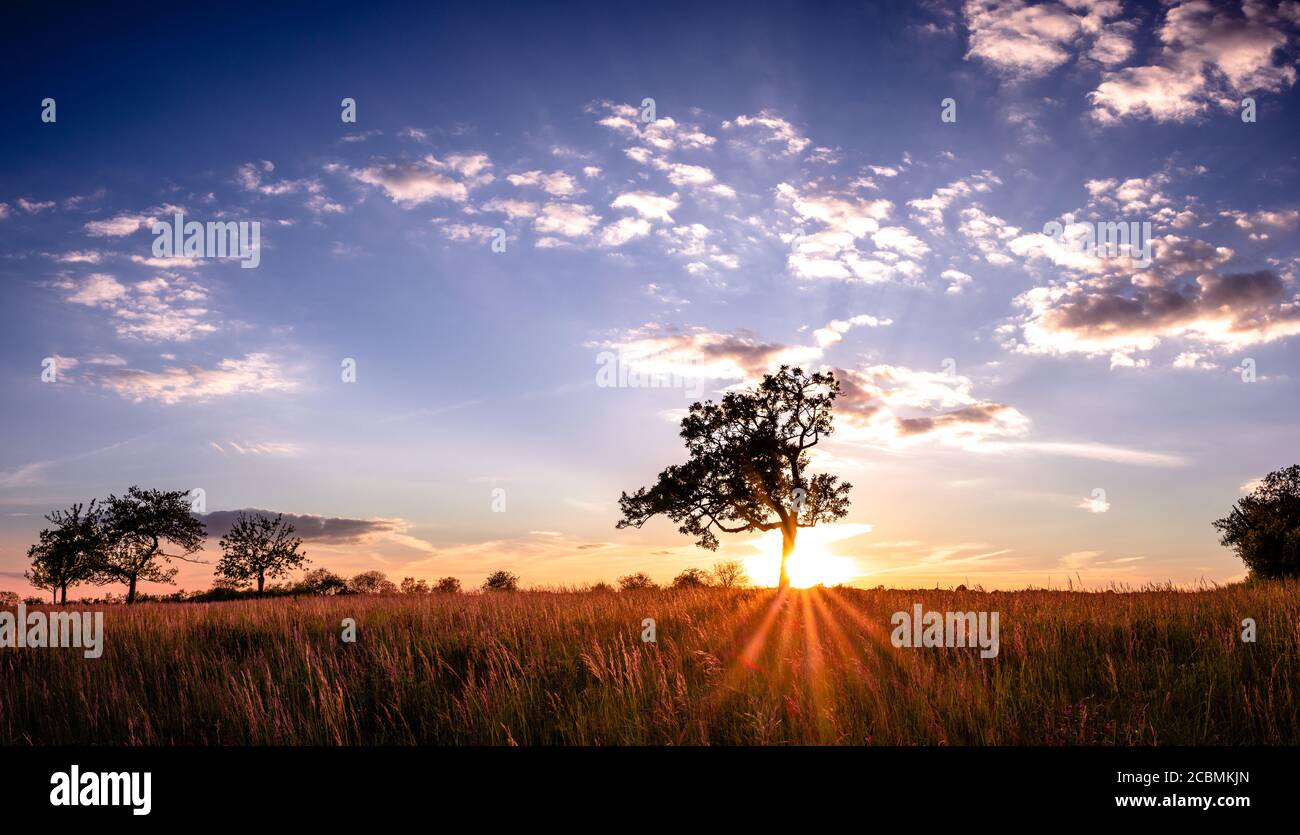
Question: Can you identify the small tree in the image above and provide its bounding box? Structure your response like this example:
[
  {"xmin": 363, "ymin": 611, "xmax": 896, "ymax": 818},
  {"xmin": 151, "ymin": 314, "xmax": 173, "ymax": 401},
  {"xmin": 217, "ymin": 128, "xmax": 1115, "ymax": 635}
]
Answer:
[
  {"xmin": 712, "ymin": 559, "xmax": 749, "ymax": 588},
  {"xmin": 482, "ymin": 570, "xmax": 519, "ymax": 591},
  {"xmin": 617, "ymin": 367, "xmax": 852, "ymax": 590},
  {"xmin": 349, "ymin": 570, "xmax": 397, "ymax": 595},
  {"xmin": 215, "ymin": 512, "xmax": 307, "ymax": 595},
  {"xmin": 434, "ymin": 576, "xmax": 462, "ymax": 593},
  {"xmin": 618, "ymin": 572, "xmax": 657, "ymax": 591},
  {"xmin": 672, "ymin": 567, "xmax": 712, "ymax": 588},
  {"xmin": 25, "ymin": 501, "xmax": 106, "ymax": 604},
  {"xmin": 99, "ymin": 487, "xmax": 207, "ymax": 604},
  {"xmin": 298, "ymin": 568, "xmax": 348, "ymax": 596},
  {"xmin": 1214, "ymin": 465, "xmax": 1300, "ymax": 579},
  {"xmin": 400, "ymin": 577, "xmax": 430, "ymax": 594},
  {"xmin": 0, "ymin": 591, "xmax": 20, "ymax": 606}
]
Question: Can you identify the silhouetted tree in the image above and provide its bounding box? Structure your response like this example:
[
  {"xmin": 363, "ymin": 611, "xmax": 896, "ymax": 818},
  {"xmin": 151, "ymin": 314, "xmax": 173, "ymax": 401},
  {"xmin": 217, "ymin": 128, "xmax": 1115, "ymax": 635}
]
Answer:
[
  {"xmin": 349, "ymin": 570, "xmax": 397, "ymax": 595},
  {"xmin": 711, "ymin": 559, "xmax": 749, "ymax": 589},
  {"xmin": 434, "ymin": 576, "xmax": 462, "ymax": 593},
  {"xmin": 400, "ymin": 577, "xmax": 430, "ymax": 594},
  {"xmin": 0, "ymin": 591, "xmax": 20, "ymax": 606},
  {"xmin": 618, "ymin": 572, "xmax": 657, "ymax": 591},
  {"xmin": 482, "ymin": 570, "xmax": 519, "ymax": 591},
  {"xmin": 25, "ymin": 501, "xmax": 106, "ymax": 604},
  {"xmin": 617, "ymin": 366, "xmax": 852, "ymax": 590},
  {"xmin": 672, "ymin": 567, "xmax": 711, "ymax": 588},
  {"xmin": 1214, "ymin": 465, "xmax": 1300, "ymax": 579},
  {"xmin": 298, "ymin": 568, "xmax": 348, "ymax": 596},
  {"xmin": 215, "ymin": 512, "xmax": 307, "ymax": 595},
  {"xmin": 98, "ymin": 487, "xmax": 206, "ymax": 604}
]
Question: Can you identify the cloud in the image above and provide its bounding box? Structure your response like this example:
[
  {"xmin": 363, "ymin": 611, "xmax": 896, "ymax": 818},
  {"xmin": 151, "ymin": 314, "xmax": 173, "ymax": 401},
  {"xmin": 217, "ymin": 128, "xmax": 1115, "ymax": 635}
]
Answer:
[
  {"xmin": 210, "ymin": 441, "xmax": 303, "ymax": 457},
  {"xmin": 1089, "ymin": 0, "xmax": 1300, "ymax": 124},
  {"xmin": 835, "ymin": 364, "xmax": 1031, "ymax": 449},
  {"xmin": 907, "ymin": 171, "xmax": 1001, "ymax": 232},
  {"xmin": 87, "ymin": 353, "xmax": 299, "ymax": 405},
  {"xmin": 507, "ymin": 170, "xmax": 581, "ymax": 196},
  {"xmin": 1010, "ymin": 264, "xmax": 1300, "ymax": 361},
  {"xmin": 349, "ymin": 153, "xmax": 494, "ymax": 206},
  {"xmin": 962, "ymin": 0, "xmax": 1128, "ymax": 79},
  {"xmin": 723, "ymin": 111, "xmax": 812, "ymax": 156},
  {"xmin": 199, "ymin": 510, "xmax": 429, "ymax": 549},
  {"xmin": 599, "ymin": 216, "xmax": 652, "ymax": 246},
  {"xmin": 480, "ymin": 197, "xmax": 539, "ymax": 219},
  {"xmin": 84, "ymin": 213, "xmax": 155, "ymax": 237},
  {"xmin": 611, "ymin": 190, "xmax": 679, "ymax": 223},
  {"xmin": 593, "ymin": 102, "xmax": 717, "ymax": 151},
  {"xmin": 534, "ymin": 202, "xmax": 601, "ymax": 238},
  {"xmin": 57, "ymin": 274, "xmax": 218, "ymax": 343}
]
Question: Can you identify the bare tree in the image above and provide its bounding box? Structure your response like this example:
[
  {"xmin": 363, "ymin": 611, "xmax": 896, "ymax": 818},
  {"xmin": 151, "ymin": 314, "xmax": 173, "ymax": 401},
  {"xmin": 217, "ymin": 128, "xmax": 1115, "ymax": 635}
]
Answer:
[{"xmin": 712, "ymin": 559, "xmax": 749, "ymax": 589}]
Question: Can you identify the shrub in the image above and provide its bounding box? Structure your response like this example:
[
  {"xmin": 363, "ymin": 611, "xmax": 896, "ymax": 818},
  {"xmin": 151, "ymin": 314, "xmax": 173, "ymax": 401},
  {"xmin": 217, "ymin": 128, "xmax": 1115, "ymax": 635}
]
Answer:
[
  {"xmin": 672, "ymin": 568, "xmax": 712, "ymax": 588},
  {"xmin": 482, "ymin": 570, "xmax": 519, "ymax": 592},
  {"xmin": 618, "ymin": 572, "xmax": 657, "ymax": 591}
]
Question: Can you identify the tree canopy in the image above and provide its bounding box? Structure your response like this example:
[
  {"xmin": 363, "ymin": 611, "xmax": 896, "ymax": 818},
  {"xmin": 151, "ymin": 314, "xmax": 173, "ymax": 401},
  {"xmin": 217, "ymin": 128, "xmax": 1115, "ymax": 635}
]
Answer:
[
  {"xmin": 1213, "ymin": 465, "xmax": 1300, "ymax": 580},
  {"xmin": 617, "ymin": 366, "xmax": 852, "ymax": 589}
]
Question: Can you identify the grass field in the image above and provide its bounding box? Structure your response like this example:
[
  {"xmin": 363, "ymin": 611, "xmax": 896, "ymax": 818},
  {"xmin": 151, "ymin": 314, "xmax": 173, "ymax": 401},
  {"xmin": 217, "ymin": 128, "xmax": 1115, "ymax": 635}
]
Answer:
[{"xmin": 2, "ymin": 582, "xmax": 1297, "ymax": 745}]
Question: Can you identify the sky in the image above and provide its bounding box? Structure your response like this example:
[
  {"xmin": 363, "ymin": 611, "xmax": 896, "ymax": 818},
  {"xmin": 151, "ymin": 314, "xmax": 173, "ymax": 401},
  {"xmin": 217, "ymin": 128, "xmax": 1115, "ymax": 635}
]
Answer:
[{"xmin": 2, "ymin": 0, "xmax": 1299, "ymax": 596}]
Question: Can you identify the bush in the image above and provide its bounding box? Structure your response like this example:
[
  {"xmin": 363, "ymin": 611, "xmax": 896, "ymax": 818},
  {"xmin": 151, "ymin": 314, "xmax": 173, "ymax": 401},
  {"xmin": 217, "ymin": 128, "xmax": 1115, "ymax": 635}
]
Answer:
[
  {"xmin": 672, "ymin": 568, "xmax": 711, "ymax": 588},
  {"xmin": 711, "ymin": 560, "xmax": 748, "ymax": 588},
  {"xmin": 618, "ymin": 572, "xmax": 657, "ymax": 591},
  {"xmin": 1214, "ymin": 465, "xmax": 1300, "ymax": 579},
  {"xmin": 296, "ymin": 568, "xmax": 349, "ymax": 596},
  {"xmin": 482, "ymin": 570, "xmax": 519, "ymax": 592},
  {"xmin": 400, "ymin": 577, "xmax": 430, "ymax": 594},
  {"xmin": 434, "ymin": 577, "xmax": 461, "ymax": 593},
  {"xmin": 349, "ymin": 571, "xmax": 398, "ymax": 595}
]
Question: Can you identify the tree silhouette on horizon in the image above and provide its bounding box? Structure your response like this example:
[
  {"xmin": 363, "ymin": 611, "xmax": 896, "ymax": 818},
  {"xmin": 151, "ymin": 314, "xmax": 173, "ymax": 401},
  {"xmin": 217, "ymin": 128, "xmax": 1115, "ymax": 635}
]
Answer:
[{"xmin": 617, "ymin": 366, "xmax": 852, "ymax": 590}]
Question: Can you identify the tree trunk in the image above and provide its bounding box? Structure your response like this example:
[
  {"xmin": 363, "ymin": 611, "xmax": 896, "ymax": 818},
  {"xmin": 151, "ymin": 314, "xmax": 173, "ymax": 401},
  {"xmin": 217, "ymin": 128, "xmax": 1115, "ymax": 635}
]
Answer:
[
  {"xmin": 127, "ymin": 576, "xmax": 137, "ymax": 604},
  {"xmin": 60, "ymin": 584, "xmax": 67, "ymax": 605},
  {"xmin": 779, "ymin": 524, "xmax": 796, "ymax": 591},
  {"xmin": 258, "ymin": 573, "xmax": 265, "ymax": 595}
]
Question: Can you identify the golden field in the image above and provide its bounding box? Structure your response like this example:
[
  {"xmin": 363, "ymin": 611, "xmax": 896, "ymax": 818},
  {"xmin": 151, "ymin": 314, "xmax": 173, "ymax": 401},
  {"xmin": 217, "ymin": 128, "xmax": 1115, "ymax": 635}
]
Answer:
[{"xmin": 1, "ymin": 582, "xmax": 1297, "ymax": 745}]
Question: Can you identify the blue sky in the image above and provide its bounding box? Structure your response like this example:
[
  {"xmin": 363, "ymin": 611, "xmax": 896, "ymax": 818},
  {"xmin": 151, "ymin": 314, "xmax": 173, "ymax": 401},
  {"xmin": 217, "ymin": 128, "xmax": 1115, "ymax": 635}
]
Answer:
[{"xmin": 2, "ymin": 0, "xmax": 1299, "ymax": 594}]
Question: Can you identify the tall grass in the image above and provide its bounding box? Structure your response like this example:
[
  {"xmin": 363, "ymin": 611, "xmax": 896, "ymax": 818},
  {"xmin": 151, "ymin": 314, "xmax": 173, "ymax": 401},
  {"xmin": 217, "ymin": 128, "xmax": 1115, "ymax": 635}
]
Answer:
[{"xmin": 2, "ymin": 582, "xmax": 1296, "ymax": 744}]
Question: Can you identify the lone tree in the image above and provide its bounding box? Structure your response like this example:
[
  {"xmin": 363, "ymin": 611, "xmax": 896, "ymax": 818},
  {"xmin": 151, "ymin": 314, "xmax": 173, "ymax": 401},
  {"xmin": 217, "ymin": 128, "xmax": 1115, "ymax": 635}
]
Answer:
[
  {"xmin": 99, "ymin": 486, "xmax": 207, "ymax": 604},
  {"xmin": 1214, "ymin": 465, "xmax": 1300, "ymax": 580},
  {"xmin": 26, "ymin": 501, "xmax": 107, "ymax": 604},
  {"xmin": 617, "ymin": 366, "xmax": 852, "ymax": 590},
  {"xmin": 482, "ymin": 570, "xmax": 519, "ymax": 591},
  {"xmin": 216, "ymin": 512, "xmax": 308, "ymax": 595}
]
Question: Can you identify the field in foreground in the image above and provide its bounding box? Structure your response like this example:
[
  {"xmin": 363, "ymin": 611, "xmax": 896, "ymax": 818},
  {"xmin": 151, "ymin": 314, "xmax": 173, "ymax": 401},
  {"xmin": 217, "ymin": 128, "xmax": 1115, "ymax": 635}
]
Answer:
[{"xmin": 2, "ymin": 582, "xmax": 1298, "ymax": 745}]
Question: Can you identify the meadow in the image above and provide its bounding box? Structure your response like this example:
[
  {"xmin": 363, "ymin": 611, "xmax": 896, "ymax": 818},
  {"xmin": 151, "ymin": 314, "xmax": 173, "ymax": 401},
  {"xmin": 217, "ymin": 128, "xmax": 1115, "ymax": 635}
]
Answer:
[{"xmin": 1, "ymin": 581, "xmax": 1297, "ymax": 745}]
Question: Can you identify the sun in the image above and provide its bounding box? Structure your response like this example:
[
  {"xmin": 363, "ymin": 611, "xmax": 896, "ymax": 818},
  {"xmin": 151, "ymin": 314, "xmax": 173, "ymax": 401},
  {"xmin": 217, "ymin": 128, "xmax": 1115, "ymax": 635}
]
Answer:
[{"xmin": 742, "ymin": 524, "xmax": 872, "ymax": 588}]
